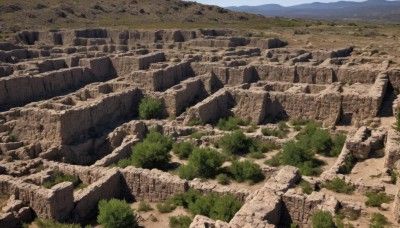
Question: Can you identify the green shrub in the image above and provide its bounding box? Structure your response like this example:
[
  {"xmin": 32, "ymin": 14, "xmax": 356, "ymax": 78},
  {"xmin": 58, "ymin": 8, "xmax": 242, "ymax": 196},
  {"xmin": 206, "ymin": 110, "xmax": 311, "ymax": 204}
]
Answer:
[
  {"xmin": 220, "ymin": 130, "xmax": 253, "ymax": 155},
  {"xmin": 217, "ymin": 117, "xmax": 250, "ymax": 131},
  {"xmin": 300, "ymin": 180, "xmax": 313, "ymax": 195},
  {"xmin": 131, "ymin": 129, "xmax": 173, "ymax": 169},
  {"xmin": 290, "ymin": 118, "xmax": 309, "ymax": 126},
  {"xmin": 190, "ymin": 131, "xmax": 206, "ymax": 139},
  {"xmin": 322, "ymin": 178, "xmax": 354, "ymax": 194},
  {"xmin": 278, "ymin": 121, "xmax": 289, "ymax": 131},
  {"xmin": 261, "ymin": 128, "xmax": 287, "ymax": 138},
  {"xmin": 331, "ymin": 134, "xmax": 346, "ymax": 157},
  {"xmin": 391, "ymin": 171, "xmax": 398, "ymax": 184},
  {"xmin": 370, "ymin": 213, "xmax": 388, "ymax": 228},
  {"xmin": 139, "ymin": 98, "xmax": 164, "ymax": 120},
  {"xmin": 264, "ymin": 155, "xmax": 281, "ymax": 167},
  {"xmin": 229, "ymin": 160, "xmax": 264, "ymax": 183},
  {"xmin": 312, "ymin": 210, "xmax": 335, "ymax": 228},
  {"xmin": 187, "ymin": 118, "xmax": 204, "ymax": 126},
  {"xmin": 246, "ymin": 122, "xmax": 258, "ymax": 133},
  {"xmin": 43, "ymin": 171, "xmax": 81, "ymax": 189},
  {"xmin": 115, "ymin": 158, "xmax": 131, "ymax": 168},
  {"xmin": 169, "ymin": 215, "xmax": 192, "ymax": 228},
  {"xmin": 173, "ymin": 142, "xmax": 195, "ymax": 159},
  {"xmin": 280, "ymin": 141, "xmax": 313, "ymax": 166},
  {"xmin": 35, "ymin": 219, "xmax": 80, "ymax": 228},
  {"xmin": 396, "ymin": 108, "xmax": 400, "ymax": 132},
  {"xmin": 309, "ymin": 129, "xmax": 334, "ymax": 156},
  {"xmin": 156, "ymin": 199, "xmax": 177, "ymax": 213},
  {"xmin": 137, "ymin": 201, "xmax": 152, "ymax": 212},
  {"xmin": 365, "ymin": 192, "xmax": 391, "ymax": 207},
  {"xmin": 216, "ymin": 173, "xmax": 230, "ymax": 185},
  {"xmin": 189, "ymin": 193, "xmax": 242, "ymax": 222},
  {"xmin": 97, "ymin": 199, "xmax": 138, "ymax": 228},
  {"xmin": 342, "ymin": 154, "xmax": 356, "ymax": 174},
  {"xmin": 178, "ymin": 148, "xmax": 225, "ymax": 180},
  {"xmin": 247, "ymin": 152, "xmax": 265, "ymax": 159}
]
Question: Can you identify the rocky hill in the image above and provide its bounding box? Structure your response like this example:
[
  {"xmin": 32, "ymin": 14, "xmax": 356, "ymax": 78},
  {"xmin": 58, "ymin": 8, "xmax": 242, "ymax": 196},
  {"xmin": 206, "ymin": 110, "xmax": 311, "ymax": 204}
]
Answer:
[
  {"xmin": 227, "ymin": 0, "xmax": 400, "ymax": 23},
  {"xmin": 0, "ymin": 0, "xmax": 265, "ymax": 34}
]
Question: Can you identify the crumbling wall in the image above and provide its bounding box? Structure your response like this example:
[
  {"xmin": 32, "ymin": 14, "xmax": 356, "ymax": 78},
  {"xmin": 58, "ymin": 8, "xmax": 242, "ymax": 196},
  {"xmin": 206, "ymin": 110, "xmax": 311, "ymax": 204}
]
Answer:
[
  {"xmin": 384, "ymin": 129, "xmax": 400, "ymax": 170},
  {"xmin": 111, "ymin": 52, "xmax": 166, "ymax": 76},
  {"xmin": 230, "ymin": 89, "xmax": 268, "ymax": 124},
  {"xmin": 120, "ymin": 167, "xmax": 188, "ymax": 202}
]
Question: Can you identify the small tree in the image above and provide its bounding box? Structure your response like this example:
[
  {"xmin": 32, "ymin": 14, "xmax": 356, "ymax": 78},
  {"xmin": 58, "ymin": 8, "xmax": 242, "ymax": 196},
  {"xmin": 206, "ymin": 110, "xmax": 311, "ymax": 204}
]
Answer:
[
  {"xmin": 178, "ymin": 148, "xmax": 224, "ymax": 179},
  {"xmin": 173, "ymin": 141, "xmax": 195, "ymax": 159},
  {"xmin": 311, "ymin": 210, "xmax": 335, "ymax": 228},
  {"xmin": 229, "ymin": 160, "xmax": 264, "ymax": 183},
  {"xmin": 97, "ymin": 199, "xmax": 138, "ymax": 228},
  {"xmin": 220, "ymin": 130, "xmax": 253, "ymax": 155},
  {"xmin": 139, "ymin": 98, "xmax": 164, "ymax": 120}
]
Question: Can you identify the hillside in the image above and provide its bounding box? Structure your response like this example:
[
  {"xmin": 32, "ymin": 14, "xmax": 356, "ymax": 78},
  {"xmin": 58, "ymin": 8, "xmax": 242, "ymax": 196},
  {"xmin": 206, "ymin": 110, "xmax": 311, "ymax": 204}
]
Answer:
[
  {"xmin": 227, "ymin": 0, "xmax": 400, "ymax": 23},
  {"xmin": 0, "ymin": 0, "xmax": 266, "ymax": 34}
]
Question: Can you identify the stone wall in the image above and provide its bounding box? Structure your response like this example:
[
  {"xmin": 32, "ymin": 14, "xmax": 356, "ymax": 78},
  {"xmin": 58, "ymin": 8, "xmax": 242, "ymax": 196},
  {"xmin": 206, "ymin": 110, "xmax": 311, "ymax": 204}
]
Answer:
[
  {"xmin": 7, "ymin": 82, "xmax": 142, "ymax": 146},
  {"xmin": 384, "ymin": 129, "xmax": 400, "ymax": 170},
  {"xmin": 111, "ymin": 52, "xmax": 166, "ymax": 76}
]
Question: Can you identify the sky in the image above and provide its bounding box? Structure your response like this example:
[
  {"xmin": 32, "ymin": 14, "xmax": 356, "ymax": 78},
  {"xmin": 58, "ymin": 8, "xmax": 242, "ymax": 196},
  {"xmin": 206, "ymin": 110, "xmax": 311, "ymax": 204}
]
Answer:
[{"xmin": 191, "ymin": 0, "xmax": 367, "ymax": 7}]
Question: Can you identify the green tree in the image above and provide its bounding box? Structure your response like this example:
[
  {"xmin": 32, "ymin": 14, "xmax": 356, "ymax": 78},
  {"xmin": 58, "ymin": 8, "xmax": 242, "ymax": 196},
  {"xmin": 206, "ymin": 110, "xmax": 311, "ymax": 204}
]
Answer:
[
  {"xmin": 311, "ymin": 210, "xmax": 335, "ymax": 228},
  {"xmin": 173, "ymin": 142, "xmax": 195, "ymax": 159},
  {"xmin": 139, "ymin": 98, "xmax": 164, "ymax": 120},
  {"xmin": 220, "ymin": 130, "xmax": 253, "ymax": 155},
  {"xmin": 97, "ymin": 199, "xmax": 138, "ymax": 228},
  {"xmin": 178, "ymin": 148, "xmax": 224, "ymax": 179},
  {"xmin": 229, "ymin": 160, "xmax": 264, "ymax": 183}
]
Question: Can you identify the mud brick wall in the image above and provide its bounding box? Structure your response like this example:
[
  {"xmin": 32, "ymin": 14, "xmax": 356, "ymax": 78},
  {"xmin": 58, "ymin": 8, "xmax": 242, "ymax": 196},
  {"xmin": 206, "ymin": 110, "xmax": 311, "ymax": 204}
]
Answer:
[
  {"xmin": 256, "ymin": 64, "xmax": 296, "ymax": 82},
  {"xmin": 0, "ymin": 175, "xmax": 73, "ymax": 221},
  {"xmin": 230, "ymin": 89, "xmax": 269, "ymax": 124},
  {"xmin": 111, "ymin": 52, "xmax": 166, "ymax": 76},
  {"xmin": 0, "ymin": 67, "xmax": 97, "ymax": 108},
  {"xmin": 384, "ymin": 129, "xmax": 400, "ymax": 170},
  {"xmin": 296, "ymin": 65, "xmax": 336, "ymax": 84},
  {"xmin": 120, "ymin": 167, "xmax": 188, "ymax": 202}
]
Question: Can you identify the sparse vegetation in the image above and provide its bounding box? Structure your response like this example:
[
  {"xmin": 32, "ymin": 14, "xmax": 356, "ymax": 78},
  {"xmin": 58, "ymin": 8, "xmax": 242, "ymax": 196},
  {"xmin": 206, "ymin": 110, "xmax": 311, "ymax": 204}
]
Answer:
[
  {"xmin": 312, "ymin": 210, "xmax": 335, "ymax": 228},
  {"xmin": 217, "ymin": 116, "xmax": 250, "ymax": 131},
  {"xmin": 190, "ymin": 131, "xmax": 206, "ymax": 140},
  {"xmin": 35, "ymin": 219, "xmax": 81, "ymax": 228},
  {"xmin": 43, "ymin": 171, "xmax": 83, "ymax": 189},
  {"xmin": 130, "ymin": 129, "xmax": 173, "ymax": 169},
  {"xmin": 173, "ymin": 141, "xmax": 195, "ymax": 159},
  {"xmin": 370, "ymin": 213, "xmax": 388, "ymax": 228},
  {"xmin": 322, "ymin": 178, "xmax": 354, "ymax": 194},
  {"xmin": 157, "ymin": 200, "xmax": 177, "ymax": 213},
  {"xmin": 261, "ymin": 128, "xmax": 287, "ymax": 139},
  {"xmin": 139, "ymin": 97, "xmax": 164, "ymax": 120},
  {"xmin": 178, "ymin": 148, "xmax": 225, "ymax": 180},
  {"xmin": 216, "ymin": 173, "xmax": 230, "ymax": 185},
  {"xmin": 365, "ymin": 192, "xmax": 391, "ymax": 207},
  {"xmin": 229, "ymin": 160, "xmax": 264, "ymax": 183},
  {"xmin": 300, "ymin": 180, "xmax": 313, "ymax": 195},
  {"xmin": 169, "ymin": 215, "xmax": 192, "ymax": 228},
  {"xmin": 97, "ymin": 199, "xmax": 138, "ymax": 228},
  {"xmin": 137, "ymin": 201, "xmax": 153, "ymax": 212}
]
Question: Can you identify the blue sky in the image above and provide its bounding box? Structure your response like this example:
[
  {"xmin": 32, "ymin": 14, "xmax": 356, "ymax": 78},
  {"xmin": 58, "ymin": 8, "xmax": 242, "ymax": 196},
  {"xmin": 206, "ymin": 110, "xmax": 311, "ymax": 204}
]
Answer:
[{"xmin": 191, "ymin": 0, "xmax": 367, "ymax": 7}]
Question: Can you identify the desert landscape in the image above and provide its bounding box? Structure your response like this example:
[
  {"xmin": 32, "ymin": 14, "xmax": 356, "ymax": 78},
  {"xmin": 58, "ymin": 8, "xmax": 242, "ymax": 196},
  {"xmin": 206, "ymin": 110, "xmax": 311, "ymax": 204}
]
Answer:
[{"xmin": 0, "ymin": 0, "xmax": 400, "ymax": 228}]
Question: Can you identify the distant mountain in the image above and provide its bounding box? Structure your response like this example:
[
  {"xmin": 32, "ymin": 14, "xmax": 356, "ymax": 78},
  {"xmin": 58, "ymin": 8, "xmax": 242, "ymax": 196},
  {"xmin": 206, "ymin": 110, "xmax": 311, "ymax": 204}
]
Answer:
[{"xmin": 226, "ymin": 0, "xmax": 400, "ymax": 23}]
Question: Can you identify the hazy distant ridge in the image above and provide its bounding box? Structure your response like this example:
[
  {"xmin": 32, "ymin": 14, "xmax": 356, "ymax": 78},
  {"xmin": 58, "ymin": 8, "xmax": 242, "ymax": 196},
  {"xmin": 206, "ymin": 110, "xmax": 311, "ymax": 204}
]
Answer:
[{"xmin": 226, "ymin": 0, "xmax": 400, "ymax": 23}]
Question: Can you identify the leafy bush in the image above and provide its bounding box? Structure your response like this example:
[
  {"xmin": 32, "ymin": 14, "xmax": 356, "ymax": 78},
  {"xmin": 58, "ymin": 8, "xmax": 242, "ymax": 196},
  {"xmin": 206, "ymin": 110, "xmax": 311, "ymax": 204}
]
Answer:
[
  {"xmin": 169, "ymin": 215, "xmax": 192, "ymax": 228},
  {"xmin": 300, "ymin": 180, "xmax": 313, "ymax": 195},
  {"xmin": 261, "ymin": 128, "xmax": 287, "ymax": 139},
  {"xmin": 229, "ymin": 160, "xmax": 264, "ymax": 183},
  {"xmin": 156, "ymin": 199, "xmax": 177, "ymax": 213},
  {"xmin": 217, "ymin": 117, "xmax": 250, "ymax": 131},
  {"xmin": 131, "ymin": 129, "xmax": 173, "ymax": 169},
  {"xmin": 97, "ymin": 199, "xmax": 138, "ymax": 228},
  {"xmin": 43, "ymin": 171, "xmax": 82, "ymax": 189},
  {"xmin": 139, "ymin": 98, "xmax": 164, "ymax": 120},
  {"xmin": 331, "ymin": 134, "xmax": 346, "ymax": 157},
  {"xmin": 322, "ymin": 178, "xmax": 354, "ymax": 194},
  {"xmin": 189, "ymin": 193, "xmax": 242, "ymax": 222},
  {"xmin": 396, "ymin": 108, "xmax": 400, "ymax": 132},
  {"xmin": 309, "ymin": 129, "xmax": 334, "ymax": 156},
  {"xmin": 35, "ymin": 219, "xmax": 80, "ymax": 228},
  {"xmin": 342, "ymin": 154, "xmax": 356, "ymax": 174},
  {"xmin": 370, "ymin": 213, "xmax": 388, "ymax": 228},
  {"xmin": 290, "ymin": 118, "xmax": 309, "ymax": 126},
  {"xmin": 114, "ymin": 158, "xmax": 131, "ymax": 168},
  {"xmin": 311, "ymin": 210, "xmax": 335, "ymax": 228},
  {"xmin": 220, "ymin": 130, "xmax": 253, "ymax": 155},
  {"xmin": 173, "ymin": 142, "xmax": 195, "ymax": 159},
  {"xmin": 365, "ymin": 192, "xmax": 391, "ymax": 207},
  {"xmin": 137, "ymin": 201, "xmax": 152, "ymax": 212},
  {"xmin": 178, "ymin": 148, "xmax": 225, "ymax": 180},
  {"xmin": 264, "ymin": 155, "xmax": 281, "ymax": 167},
  {"xmin": 247, "ymin": 152, "xmax": 265, "ymax": 159},
  {"xmin": 391, "ymin": 171, "xmax": 398, "ymax": 184},
  {"xmin": 216, "ymin": 173, "xmax": 230, "ymax": 185},
  {"xmin": 186, "ymin": 118, "xmax": 204, "ymax": 126},
  {"xmin": 278, "ymin": 121, "xmax": 289, "ymax": 130},
  {"xmin": 246, "ymin": 122, "xmax": 258, "ymax": 133},
  {"xmin": 190, "ymin": 131, "xmax": 206, "ymax": 140}
]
